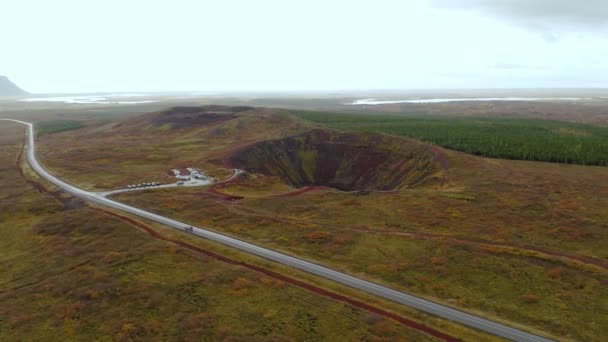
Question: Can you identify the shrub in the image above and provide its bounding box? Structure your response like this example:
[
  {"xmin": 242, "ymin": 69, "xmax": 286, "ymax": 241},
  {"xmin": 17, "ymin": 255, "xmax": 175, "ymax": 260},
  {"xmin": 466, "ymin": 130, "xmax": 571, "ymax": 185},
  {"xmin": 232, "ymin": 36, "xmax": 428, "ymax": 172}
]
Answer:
[
  {"xmin": 302, "ymin": 230, "xmax": 331, "ymax": 243},
  {"xmin": 521, "ymin": 294, "xmax": 540, "ymax": 304}
]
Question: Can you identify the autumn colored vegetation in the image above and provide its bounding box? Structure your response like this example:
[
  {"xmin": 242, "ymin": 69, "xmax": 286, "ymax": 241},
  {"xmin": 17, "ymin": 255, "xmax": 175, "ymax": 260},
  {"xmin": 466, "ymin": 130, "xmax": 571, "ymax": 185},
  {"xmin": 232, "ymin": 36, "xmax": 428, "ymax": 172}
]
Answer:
[
  {"xmin": 0, "ymin": 122, "xmax": 462, "ymax": 341},
  {"xmin": 116, "ymin": 173, "xmax": 608, "ymax": 341},
  {"xmin": 35, "ymin": 106, "xmax": 312, "ymax": 190},
  {"xmin": 297, "ymin": 111, "xmax": 608, "ymax": 166},
  {"xmin": 34, "ymin": 105, "xmax": 608, "ymax": 340}
]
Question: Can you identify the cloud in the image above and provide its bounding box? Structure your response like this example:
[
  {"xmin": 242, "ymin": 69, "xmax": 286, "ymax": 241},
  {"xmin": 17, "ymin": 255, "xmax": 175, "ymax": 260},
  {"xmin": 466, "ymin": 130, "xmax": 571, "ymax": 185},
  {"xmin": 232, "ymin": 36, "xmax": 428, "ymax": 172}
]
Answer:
[
  {"xmin": 431, "ymin": 0, "xmax": 608, "ymax": 38},
  {"xmin": 491, "ymin": 63, "xmax": 548, "ymax": 70}
]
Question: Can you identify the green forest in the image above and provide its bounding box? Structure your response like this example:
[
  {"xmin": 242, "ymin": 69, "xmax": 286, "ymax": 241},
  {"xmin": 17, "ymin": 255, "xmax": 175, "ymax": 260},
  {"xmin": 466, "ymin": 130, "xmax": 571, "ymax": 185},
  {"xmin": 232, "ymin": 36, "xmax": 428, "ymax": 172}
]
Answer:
[
  {"xmin": 296, "ymin": 111, "xmax": 608, "ymax": 166},
  {"xmin": 36, "ymin": 120, "xmax": 83, "ymax": 137}
]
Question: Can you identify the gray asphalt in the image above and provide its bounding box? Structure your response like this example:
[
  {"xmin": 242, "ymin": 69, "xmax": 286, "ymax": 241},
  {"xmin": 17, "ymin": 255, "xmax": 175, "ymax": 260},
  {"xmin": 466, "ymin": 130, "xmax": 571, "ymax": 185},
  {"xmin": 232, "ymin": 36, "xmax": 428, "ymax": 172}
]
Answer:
[
  {"xmin": 96, "ymin": 169, "xmax": 243, "ymax": 197},
  {"xmin": 2, "ymin": 119, "xmax": 554, "ymax": 342}
]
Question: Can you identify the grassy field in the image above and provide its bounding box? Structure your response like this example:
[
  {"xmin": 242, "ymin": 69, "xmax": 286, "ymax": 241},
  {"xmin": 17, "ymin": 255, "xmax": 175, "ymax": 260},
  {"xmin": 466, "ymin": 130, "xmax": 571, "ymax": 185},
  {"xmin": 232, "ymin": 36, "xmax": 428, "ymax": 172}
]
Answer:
[
  {"xmin": 297, "ymin": 111, "xmax": 608, "ymax": 166},
  {"xmin": 0, "ymin": 122, "xmax": 474, "ymax": 341},
  {"xmin": 34, "ymin": 106, "xmax": 608, "ymax": 340},
  {"xmin": 35, "ymin": 108, "xmax": 312, "ymax": 190},
  {"xmin": 114, "ymin": 172, "xmax": 608, "ymax": 341}
]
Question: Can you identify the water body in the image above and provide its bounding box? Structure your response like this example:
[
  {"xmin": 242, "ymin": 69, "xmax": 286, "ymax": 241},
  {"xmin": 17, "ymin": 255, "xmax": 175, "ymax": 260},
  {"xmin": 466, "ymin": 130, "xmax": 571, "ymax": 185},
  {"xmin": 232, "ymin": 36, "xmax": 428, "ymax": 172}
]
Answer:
[
  {"xmin": 351, "ymin": 97, "xmax": 590, "ymax": 105},
  {"xmin": 19, "ymin": 94, "xmax": 158, "ymax": 105}
]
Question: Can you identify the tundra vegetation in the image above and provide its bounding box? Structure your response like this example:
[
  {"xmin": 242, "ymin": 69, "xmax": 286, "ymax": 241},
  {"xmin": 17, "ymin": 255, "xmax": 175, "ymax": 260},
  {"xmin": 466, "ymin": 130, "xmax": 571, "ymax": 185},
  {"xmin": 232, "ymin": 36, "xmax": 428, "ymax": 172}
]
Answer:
[
  {"xmin": 33, "ymin": 105, "xmax": 608, "ymax": 341},
  {"xmin": 1, "ymin": 122, "xmax": 476, "ymax": 341}
]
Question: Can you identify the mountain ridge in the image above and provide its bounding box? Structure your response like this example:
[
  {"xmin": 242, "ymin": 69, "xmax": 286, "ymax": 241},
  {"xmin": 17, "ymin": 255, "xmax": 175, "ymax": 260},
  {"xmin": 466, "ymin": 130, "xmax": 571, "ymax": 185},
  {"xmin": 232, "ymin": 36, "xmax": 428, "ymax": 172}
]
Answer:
[{"xmin": 0, "ymin": 76, "xmax": 28, "ymax": 97}]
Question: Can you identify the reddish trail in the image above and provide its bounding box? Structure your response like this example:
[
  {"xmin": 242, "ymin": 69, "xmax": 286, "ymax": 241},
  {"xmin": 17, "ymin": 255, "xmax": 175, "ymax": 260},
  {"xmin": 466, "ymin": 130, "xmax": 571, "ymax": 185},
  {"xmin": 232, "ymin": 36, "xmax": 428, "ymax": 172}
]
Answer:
[
  {"xmin": 361, "ymin": 229, "xmax": 608, "ymax": 273},
  {"xmin": 206, "ymin": 182, "xmax": 244, "ymax": 201},
  {"xmin": 411, "ymin": 232, "xmax": 608, "ymax": 273},
  {"xmin": 272, "ymin": 186, "xmax": 331, "ymax": 198},
  {"xmin": 221, "ymin": 201, "xmax": 608, "ymax": 273},
  {"xmin": 92, "ymin": 207, "xmax": 460, "ymax": 342},
  {"xmin": 204, "ymin": 170, "xmax": 245, "ymax": 201}
]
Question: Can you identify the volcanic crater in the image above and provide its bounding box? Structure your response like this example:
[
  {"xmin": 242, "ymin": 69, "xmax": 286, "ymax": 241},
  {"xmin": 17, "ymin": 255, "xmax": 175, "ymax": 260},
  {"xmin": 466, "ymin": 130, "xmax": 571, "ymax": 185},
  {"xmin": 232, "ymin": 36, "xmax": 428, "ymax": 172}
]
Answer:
[{"xmin": 230, "ymin": 129, "xmax": 447, "ymax": 191}]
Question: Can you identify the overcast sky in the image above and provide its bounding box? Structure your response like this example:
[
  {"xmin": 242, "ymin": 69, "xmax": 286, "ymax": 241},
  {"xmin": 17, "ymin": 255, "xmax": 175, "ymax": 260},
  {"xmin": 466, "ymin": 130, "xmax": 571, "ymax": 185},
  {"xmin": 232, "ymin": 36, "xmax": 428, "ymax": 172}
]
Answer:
[{"xmin": 1, "ymin": 0, "xmax": 607, "ymax": 93}]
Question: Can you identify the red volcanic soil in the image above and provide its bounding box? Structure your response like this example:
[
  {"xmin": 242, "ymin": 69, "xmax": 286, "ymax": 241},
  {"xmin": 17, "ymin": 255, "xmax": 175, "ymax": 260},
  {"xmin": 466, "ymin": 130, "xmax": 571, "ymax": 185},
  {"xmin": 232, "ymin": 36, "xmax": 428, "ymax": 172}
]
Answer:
[
  {"xmin": 93, "ymin": 207, "xmax": 459, "ymax": 342},
  {"xmin": 272, "ymin": 185, "xmax": 331, "ymax": 198},
  {"xmin": 206, "ymin": 182, "xmax": 244, "ymax": 201},
  {"xmin": 201, "ymin": 170, "xmax": 246, "ymax": 201}
]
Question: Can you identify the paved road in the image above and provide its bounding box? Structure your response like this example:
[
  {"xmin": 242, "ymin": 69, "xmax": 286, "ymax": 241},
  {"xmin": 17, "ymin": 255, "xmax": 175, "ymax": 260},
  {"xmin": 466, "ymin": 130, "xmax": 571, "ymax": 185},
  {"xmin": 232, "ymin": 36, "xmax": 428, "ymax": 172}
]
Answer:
[
  {"xmin": 97, "ymin": 169, "xmax": 243, "ymax": 197},
  {"xmin": 97, "ymin": 180, "xmax": 212, "ymax": 197},
  {"xmin": 2, "ymin": 119, "xmax": 554, "ymax": 342}
]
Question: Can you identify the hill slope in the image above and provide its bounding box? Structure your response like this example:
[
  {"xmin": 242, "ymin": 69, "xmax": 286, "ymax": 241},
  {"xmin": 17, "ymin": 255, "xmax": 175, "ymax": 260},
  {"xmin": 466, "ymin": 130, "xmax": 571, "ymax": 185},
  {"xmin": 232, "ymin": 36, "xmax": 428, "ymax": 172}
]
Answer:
[
  {"xmin": 114, "ymin": 105, "xmax": 255, "ymax": 131},
  {"xmin": 0, "ymin": 76, "xmax": 28, "ymax": 97}
]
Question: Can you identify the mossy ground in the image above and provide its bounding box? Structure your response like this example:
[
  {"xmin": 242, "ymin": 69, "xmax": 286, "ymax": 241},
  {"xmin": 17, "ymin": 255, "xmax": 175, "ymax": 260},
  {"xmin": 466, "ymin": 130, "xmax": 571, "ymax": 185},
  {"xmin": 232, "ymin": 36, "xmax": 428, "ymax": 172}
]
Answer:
[
  {"xmin": 35, "ymin": 107, "xmax": 608, "ymax": 340},
  {"xmin": 0, "ymin": 123, "xmax": 452, "ymax": 341}
]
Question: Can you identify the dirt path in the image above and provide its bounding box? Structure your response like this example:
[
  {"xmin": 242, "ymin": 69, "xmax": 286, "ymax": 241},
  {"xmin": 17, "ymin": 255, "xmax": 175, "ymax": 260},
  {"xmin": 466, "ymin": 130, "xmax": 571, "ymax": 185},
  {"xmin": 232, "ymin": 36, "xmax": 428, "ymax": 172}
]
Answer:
[
  {"xmin": 218, "ymin": 200, "xmax": 608, "ymax": 273},
  {"xmin": 271, "ymin": 185, "xmax": 331, "ymax": 198},
  {"xmin": 206, "ymin": 178, "xmax": 244, "ymax": 201}
]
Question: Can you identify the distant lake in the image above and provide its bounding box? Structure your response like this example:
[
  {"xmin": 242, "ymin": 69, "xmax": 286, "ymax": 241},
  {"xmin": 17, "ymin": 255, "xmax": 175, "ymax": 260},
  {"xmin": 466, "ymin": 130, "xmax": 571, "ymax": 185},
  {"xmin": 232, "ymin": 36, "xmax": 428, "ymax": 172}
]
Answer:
[
  {"xmin": 351, "ymin": 97, "xmax": 590, "ymax": 105},
  {"xmin": 19, "ymin": 94, "xmax": 158, "ymax": 105}
]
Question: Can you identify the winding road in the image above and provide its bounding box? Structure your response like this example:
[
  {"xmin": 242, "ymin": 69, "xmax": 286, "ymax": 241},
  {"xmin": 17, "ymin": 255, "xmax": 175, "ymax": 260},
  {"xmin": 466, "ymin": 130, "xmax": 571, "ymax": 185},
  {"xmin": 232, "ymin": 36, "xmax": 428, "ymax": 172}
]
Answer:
[{"xmin": 1, "ymin": 119, "xmax": 554, "ymax": 342}]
